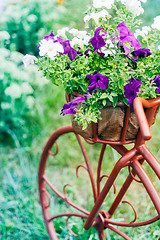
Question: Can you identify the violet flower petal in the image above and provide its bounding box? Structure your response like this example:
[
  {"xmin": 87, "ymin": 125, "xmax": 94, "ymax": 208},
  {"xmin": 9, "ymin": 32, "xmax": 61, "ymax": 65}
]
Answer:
[
  {"xmin": 97, "ymin": 51, "xmax": 105, "ymax": 57},
  {"xmin": 117, "ymin": 22, "xmax": 141, "ymax": 55},
  {"xmin": 153, "ymin": 74, "xmax": 160, "ymax": 93},
  {"xmin": 124, "ymin": 77, "xmax": 142, "ymax": 108},
  {"xmin": 61, "ymin": 97, "xmax": 85, "ymax": 115},
  {"xmin": 132, "ymin": 48, "xmax": 152, "ymax": 58},
  {"xmin": 59, "ymin": 39, "xmax": 77, "ymax": 60},
  {"xmin": 89, "ymin": 27, "xmax": 106, "ymax": 52},
  {"xmin": 44, "ymin": 31, "xmax": 55, "ymax": 41},
  {"xmin": 87, "ymin": 71, "xmax": 109, "ymax": 94}
]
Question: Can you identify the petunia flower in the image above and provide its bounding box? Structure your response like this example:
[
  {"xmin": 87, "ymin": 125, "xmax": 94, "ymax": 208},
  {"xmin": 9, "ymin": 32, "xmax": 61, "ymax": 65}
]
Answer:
[
  {"xmin": 132, "ymin": 48, "xmax": 152, "ymax": 58},
  {"xmin": 84, "ymin": 10, "xmax": 109, "ymax": 25},
  {"xmin": 38, "ymin": 39, "xmax": 64, "ymax": 60},
  {"xmin": 89, "ymin": 27, "xmax": 106, "ymax": 53},
  {"xmin": 37, "ymin": 31, "xmax": 56, "ymax": 48},
  {"xmin": 124, "ymin": 77, "xmax": 142, "ymax": 108},
  {"xmin": 151, "ymin": 16, "xmax": 160, "ymax": 31},
  {"xmin": 117, "ymin": 22, "xmax": 141, "ymax": 55},
  {"xmin": 23, "ymin": 54, "xmax": 37, "ymax": 67},
  {"xmin": 134, "ymin": 26, "xmax": 151, "ymax": 38},
  {"xmin": 127, "ymin": 55, "xmax": 138, "ymax": 69},
  {"xmin": 87, "ymin": 71, "xmax": 109, "ymax": 94},
  {"xmin": 44, "ymin": 31, "xmax": 55, "ymax": 41},
  {"xmin": 120, "ymin": 0, "xmax": 144, "ymax": 16},
  {"xmin": 70, "ymin": 37, "xmax": 89, "ymax": 50},
  {"xmin": 153, "ymin": 74, "xmax": 160, "ymax": 94},
  {"xmin": 57, "ymin": 27, "xmax": 69, "ymax": 39},
  {"xmin": 58, "ymin": 38, "xmax": 77, "ymax": 61},
  {"xmin": 61, "ymin": 97, "xmax": 85, "ymax": 115}
]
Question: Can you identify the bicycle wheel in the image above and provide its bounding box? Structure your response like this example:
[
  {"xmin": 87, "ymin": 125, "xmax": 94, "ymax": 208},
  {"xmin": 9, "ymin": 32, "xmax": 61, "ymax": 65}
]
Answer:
[{"xmin": 38, "ymin": 125, "xmax": 107, "ymax": 240}]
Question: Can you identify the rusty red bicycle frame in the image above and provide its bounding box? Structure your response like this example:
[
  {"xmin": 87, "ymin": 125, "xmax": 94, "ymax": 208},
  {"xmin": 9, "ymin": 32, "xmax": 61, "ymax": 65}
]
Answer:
[{"xmin": 38, "ymin": 97, "xmax": 160, "ymax": 240}]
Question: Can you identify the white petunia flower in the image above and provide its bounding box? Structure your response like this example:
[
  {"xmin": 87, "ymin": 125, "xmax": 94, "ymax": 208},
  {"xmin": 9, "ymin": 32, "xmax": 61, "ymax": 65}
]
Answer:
[
  {"xmin": 39, "ymin": 39, "xmax": 64, "ymax": 60},
  {"xmin": 70, "ymin": 35, "xmax": 90, "ymax": 49},
  {"xmin": 101, "ymin": 48, "xmax": 116, "ymax": 56},
  {"xmin": 120, "ymin": 0, "xmax": 144, "ymax": 16},
  {"xmin": 69, "ymin": 28, "xmax": 80, "ymax": 37},
  {"xmin": 70, "ymin": 37, "xmax": 85, "ymax": 48},
  {"xmin": 5, "ymin": 83, "xmax": 22, "ymax": 99},
  {"xmin": 69, "ymin": 28, "xmax": 89, "ymax": 39},
  {"xmin": 151, "ymin": 16, "xmax": 160, "ymax": 30},
  {"xmin": 84, "ymin": 9, "xmax": 109, "ymax": 24},
  {"xmin": 23, "ymin": 54, "xmax": 37, "ymax": 67},
  {"xmin": 57, "ymin": 27, "xmax": 69, "ymax": 38},
  {"xmin": 69, "ymin": 29, "xmax": 90, "ymax": 49},
  {"xmin": 84, "ymin": 12, "xmax": 99, "ymax": 24},
  {"xmin": 93, "ymin": 0, "xmax": 114, "ymax": 9},
  {"xmin": 134, "ymin": 26, "xmax": 151, "ymax": 38},
  {"xmin": 101, "ymin": 38, "xmax": 116, "ymax": 56}
]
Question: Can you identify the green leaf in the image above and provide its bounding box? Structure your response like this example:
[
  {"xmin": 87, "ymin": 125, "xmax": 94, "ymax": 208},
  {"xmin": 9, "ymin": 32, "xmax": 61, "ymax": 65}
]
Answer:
[
  {"xmin": 102, "ymin": 100, "xmax": 106, "ymax": 106},
  {"xmin": 108, "ymin": 95, "xmax": 113, "ymax": 102},
  {"xmin": 123, "ymin": 98, "xmax": 129, "ymax": 106},
  {"xmin": 100, "ymin": 93, "xmax": 108, "ymax": 99},
  {"xmin": 113, "ymin": 96, "xmax": 118, "ymax": 107},
  {"xmin": 118, "ymin": 78, "xmax": 123, "ymax": 88},
  {"xmin": 48, "ymin": 67, "xmax": 55, "ymax": 73}
]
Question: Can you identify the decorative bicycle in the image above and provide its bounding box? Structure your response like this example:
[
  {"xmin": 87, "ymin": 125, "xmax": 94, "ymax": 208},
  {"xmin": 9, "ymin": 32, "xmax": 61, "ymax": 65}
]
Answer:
[{"xmin": 38, "ymin": 97, "xmax": 160, "ymax": 240}]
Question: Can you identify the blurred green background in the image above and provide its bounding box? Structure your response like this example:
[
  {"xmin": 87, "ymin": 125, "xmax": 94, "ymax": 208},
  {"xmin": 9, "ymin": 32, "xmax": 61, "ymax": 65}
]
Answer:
[{"xmin": 0, "ymin": 0, "xmax": 160, "ymax": 239}]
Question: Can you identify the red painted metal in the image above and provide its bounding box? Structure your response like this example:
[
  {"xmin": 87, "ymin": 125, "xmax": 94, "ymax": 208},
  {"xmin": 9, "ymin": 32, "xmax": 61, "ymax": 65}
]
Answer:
[{"xmin": 38, "ymin": 97, "xmax": 160, "ymax": 240}]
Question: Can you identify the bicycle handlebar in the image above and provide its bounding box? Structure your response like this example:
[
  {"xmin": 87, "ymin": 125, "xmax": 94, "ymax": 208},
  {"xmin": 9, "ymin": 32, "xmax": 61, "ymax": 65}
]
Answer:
[{"xmin": 133, "ymin": 97, "xmax": 160, "ymax": 141}]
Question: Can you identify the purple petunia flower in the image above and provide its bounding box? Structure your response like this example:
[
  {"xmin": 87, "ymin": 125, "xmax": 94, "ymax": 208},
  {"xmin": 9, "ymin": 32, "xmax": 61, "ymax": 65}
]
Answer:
[
  {"xmin": 117, "ymin": 22, "xmax": 141, "ymax": 55},
  {"xmin": 89, "ymin": 27, "xmax": 106, "ymax": 53},
  {"xmin": 58, "ymin": 38, "xmax": 77, "ymax": 61},
  {"xmin": 87, "ymin": 71, "xmax": 109, "ymax": 94},
  {"xmin": 124, "ymin": 77, "xmax": 142, "ymax": 108},
  {"xmin": 61, "ymin": 97, "xmax": 85, "ymax": 115},
  {"xmin": 127, "ymin": 55, "xmax": 138, "ymax": 69},
  {"xmin": 153, "ymin": 74, "xmax": 160, "ymax": 93},
  {"xmin": 44, "ymin": 31, "xmax": 55, "ymax": 41},
  {"xmin": 132, "ymin": 48, "xmax": 152, "ymax": 58}
]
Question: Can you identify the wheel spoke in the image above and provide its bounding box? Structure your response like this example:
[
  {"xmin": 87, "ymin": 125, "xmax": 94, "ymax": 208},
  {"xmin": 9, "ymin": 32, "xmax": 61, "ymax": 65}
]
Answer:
[
  {"xmin": 48, "ymin": 212, "xmax": 87, "ymax": 222},
  {"xmin": 105, "ymin": 215, "xmax": 160, "ymax": 227},
  {"xmin": 43, "ymin": 174, "xmax": 89, "ymax": 215}
]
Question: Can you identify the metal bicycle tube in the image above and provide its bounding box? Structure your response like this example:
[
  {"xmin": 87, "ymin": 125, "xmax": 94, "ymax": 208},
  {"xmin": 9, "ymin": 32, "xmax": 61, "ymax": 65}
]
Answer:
[
  {"xmin": 132, "ymin": 159, "xmax": 160, "ymax": 216},
  {"xmin": 108, "ymin": 156, "xmax": 144, "ymax": 218},
  {"xmin": 137, "ymin": 144, "xmax": 160, "ymax": 179},
  {"xmin": 84, "ymin": 148, "xmax": 137, "ymax": 230}
]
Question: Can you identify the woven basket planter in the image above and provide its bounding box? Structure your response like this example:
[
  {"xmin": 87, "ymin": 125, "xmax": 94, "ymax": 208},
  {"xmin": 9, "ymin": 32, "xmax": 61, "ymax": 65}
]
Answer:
[{"xmin": 66, "ymin": 93, "xmax": 157, "ymax": 142}]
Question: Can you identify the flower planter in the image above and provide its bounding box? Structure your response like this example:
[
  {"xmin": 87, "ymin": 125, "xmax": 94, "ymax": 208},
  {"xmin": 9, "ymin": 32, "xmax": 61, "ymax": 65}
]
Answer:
[
  {"xmin": 67, "ymin": 93, "xmax": 157, "ymax": 142},
  {"xmin": 71, "ymin": 103, "xmax": 139, "ymax": 141}
]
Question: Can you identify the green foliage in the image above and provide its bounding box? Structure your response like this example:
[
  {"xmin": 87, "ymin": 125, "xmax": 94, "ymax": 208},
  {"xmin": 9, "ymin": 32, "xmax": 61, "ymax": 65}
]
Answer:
[
  {"xmin": 0, "ymin": 47, "xmax": 47, "ymax": 146},
  {"xmin": 36, "ymin": 1, "xmax": 160, "ymax": 129}
]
